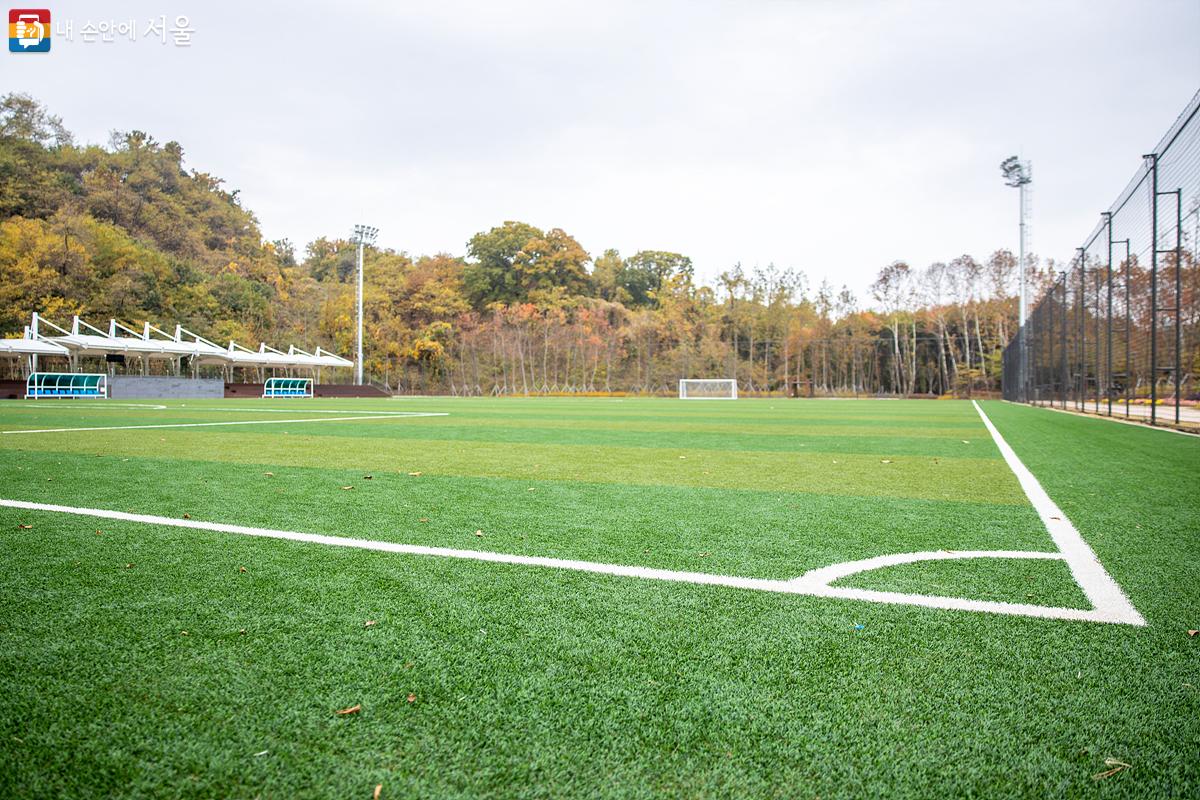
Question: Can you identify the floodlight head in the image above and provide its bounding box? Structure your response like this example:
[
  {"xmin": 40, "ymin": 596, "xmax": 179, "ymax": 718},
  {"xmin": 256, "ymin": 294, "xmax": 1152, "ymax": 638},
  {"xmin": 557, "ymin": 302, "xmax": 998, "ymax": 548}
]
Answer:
[
  {"xmin": 352, "ymin": 224, "xmax": 379, "ymax": 245},
  {"xmin": 1000, "ymin": 156, "xmax": 1031, "ymax": 187}
]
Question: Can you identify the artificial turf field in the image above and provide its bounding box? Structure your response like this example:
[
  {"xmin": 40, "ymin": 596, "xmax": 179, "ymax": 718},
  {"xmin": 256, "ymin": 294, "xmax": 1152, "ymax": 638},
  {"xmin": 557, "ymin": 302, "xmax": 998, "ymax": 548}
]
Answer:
[{"xmin": 0, "ymin": 397, "xmax": 1196, "ymax": 798}]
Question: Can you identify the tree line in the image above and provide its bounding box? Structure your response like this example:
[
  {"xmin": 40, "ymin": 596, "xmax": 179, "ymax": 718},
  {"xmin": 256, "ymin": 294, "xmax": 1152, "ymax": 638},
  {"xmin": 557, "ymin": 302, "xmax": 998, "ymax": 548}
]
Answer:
[{"xmin": 2, "ymin": 93, "xmax": 1066, "ymax": 395}]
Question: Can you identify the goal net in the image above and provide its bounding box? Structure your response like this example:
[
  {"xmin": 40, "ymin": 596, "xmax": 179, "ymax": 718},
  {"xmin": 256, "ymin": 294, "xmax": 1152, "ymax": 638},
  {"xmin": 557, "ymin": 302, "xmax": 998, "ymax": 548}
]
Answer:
[{"xmin": 679, "ymin": 378, "xmax": 738, "ymax": 400}]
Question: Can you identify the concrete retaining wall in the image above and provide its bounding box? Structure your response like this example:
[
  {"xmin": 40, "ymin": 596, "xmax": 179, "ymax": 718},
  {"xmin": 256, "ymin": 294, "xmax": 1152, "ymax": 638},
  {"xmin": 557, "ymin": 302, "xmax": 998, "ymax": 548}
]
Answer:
[{"xmin": 109, "ymin": 376, "xmax": 224, "ymax": 399}]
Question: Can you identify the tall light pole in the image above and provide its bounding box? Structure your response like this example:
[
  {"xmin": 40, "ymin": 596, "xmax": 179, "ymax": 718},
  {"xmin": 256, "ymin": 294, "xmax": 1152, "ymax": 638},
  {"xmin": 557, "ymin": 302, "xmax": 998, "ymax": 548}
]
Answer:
[
  {"xmin": 351, "ymin": 224, "xmax": 378, "ymax": 385},
  {"xmin": 1000, "ymin": 156, "xmax": 1032, "ymax": 401}
]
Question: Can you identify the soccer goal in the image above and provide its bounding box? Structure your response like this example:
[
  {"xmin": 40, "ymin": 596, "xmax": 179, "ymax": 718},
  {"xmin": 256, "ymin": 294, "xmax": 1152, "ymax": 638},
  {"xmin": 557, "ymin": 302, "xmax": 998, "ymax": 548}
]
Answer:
[
  {"xmin": 263, "ymin": 377, "xmax": 314, "ymax": 398},
  {"xmin": 25, "ymin": 372, "xmax": 108, "ymax": 399},
  {"xmin": 679, "ymin": 378, "xmax": 738, "ymax": 400}
]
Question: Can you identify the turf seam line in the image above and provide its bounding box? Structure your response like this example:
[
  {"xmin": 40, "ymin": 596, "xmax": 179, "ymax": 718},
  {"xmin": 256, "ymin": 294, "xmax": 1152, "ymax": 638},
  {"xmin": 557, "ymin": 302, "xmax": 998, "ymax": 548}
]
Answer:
[{"xmin": 971, "ymin": 400, "xmax": 1145, "ymax": 626}]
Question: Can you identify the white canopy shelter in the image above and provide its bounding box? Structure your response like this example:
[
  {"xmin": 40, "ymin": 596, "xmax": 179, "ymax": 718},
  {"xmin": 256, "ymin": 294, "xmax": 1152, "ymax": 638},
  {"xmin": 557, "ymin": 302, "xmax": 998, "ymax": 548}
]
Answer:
[
  {"xmin": 0, "ymin": 327, "xmax": 70, "ymax": 358},
  {"xmin": 25, "ymin": 313, "xmax": 353, "ymax": 377}
]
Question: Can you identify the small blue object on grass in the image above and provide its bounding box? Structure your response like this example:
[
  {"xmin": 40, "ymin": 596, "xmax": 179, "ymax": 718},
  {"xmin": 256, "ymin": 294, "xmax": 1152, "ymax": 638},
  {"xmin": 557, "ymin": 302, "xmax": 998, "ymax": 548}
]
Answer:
[{"xmin": 854, "ymin": 624, "xmax": 865, "ymax": 630}]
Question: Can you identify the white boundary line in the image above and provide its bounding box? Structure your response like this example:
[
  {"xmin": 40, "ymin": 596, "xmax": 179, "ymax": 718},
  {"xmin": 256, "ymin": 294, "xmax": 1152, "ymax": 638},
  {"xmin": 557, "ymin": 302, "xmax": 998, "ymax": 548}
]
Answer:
[
  {"xmin": 4, "ymin": 402, "xmax": 169, "ymax": 410},
  {"xmin": 1, "ymin": 412, "xmax": 448, "ymax": 435},
  {"xmin": 177, "ymin": 407, "xmax": 421, "ymax": 415},
  {"xmin": 0, "ymin": 401, "xmax": 1144, "ymax": 625},
  {"xmin": 0, "ymin": 496, "xmax": 1140, "ymax": 625},
  {"xmin": 3, "ymin": 404, "xmax": 428, "ymax": 416},
  {"xmin": 971, "ymin": 400, "xmax": 1144, "ymax": 625}
]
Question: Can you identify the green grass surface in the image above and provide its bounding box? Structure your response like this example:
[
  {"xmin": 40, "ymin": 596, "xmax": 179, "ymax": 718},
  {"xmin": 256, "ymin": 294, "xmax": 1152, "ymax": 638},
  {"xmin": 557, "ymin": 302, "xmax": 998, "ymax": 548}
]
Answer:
[{"xmin": 0, "ymin": 397, "xmax": 1196, "ymax": 798}]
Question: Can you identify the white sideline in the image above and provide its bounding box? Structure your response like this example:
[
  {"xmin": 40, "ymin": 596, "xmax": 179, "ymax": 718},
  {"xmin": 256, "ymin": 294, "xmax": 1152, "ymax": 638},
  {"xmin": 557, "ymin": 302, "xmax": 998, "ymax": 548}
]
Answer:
[
  {"xmin": 6, "ymin": 402, "xmax": 169, "ymax": 410},
  {"xmin": 0, "ymin": 500, "xmax": 1138, "ymax": 625},
  {"xmin": 179, "ymin": 407, "xmax": 426, "ymax": 415},
  {"xmin": 0, "ymin": 401, "xmax": 1145, "ymax": 626},
  {"xmin": 971, "ymin": 400, "xmax": 1144, "ymax": 626},
  {"xmin": 4, "ymin": 404, "xmax": 428, "ymax": 416},
  {"xmin": 1, "ymin": 412, "xmax": 448, "ymax": 435}
]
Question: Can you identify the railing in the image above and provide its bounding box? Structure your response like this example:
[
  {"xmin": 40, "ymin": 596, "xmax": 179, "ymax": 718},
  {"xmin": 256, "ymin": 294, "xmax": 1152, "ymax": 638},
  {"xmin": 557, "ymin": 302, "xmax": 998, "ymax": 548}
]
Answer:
[{"xmin": 1003, "ymin": 89, "xmax": 1200, "ymax": 428}]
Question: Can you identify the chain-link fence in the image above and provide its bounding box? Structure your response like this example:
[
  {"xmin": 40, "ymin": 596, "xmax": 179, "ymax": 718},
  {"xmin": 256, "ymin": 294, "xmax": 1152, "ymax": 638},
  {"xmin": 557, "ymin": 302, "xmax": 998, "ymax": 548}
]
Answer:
[{"xmin": 1003, "ymin": 89, "xmax": 1200, "ymax": 429}]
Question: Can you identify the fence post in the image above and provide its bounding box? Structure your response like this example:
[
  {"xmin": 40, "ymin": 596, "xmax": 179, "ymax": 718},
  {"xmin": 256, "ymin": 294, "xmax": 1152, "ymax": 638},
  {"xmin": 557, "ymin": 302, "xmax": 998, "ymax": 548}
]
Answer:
[
  {"xmin": 1094, "ymin": 264, "xmax": 1102, "ymax": 412},
  {"xmin": 1048, "ymin": 281, "xmax": 1056, "ymax": 405},
  {"xmin": 1174, "ymin": 188, "xmax": 1183, "ymax": 425},
  {"xmin": 1060, "ymin": 271, "xmax": 1068, "ymax": 410},
  {"xmin": 1122, "ymin": 239, "xmax": 1132, "ymax": 417},
  {"xmin": 1080, "ymin": 248, "xmax": 1089, "ymax": 412},
  {"xmin": 1104, "ymin": 213, "xmax": 1113, "ymax": 416},
  {"xmin": 1146, "ymin": 152, "xmax": 1159, "ymax": 424}
]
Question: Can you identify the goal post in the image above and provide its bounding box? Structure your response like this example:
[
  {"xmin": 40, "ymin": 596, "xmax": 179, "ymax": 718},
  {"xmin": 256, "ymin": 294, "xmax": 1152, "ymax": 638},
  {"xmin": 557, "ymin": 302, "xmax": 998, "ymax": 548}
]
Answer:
[
  {"xmin": 679, "ymin": 378, "xmax": 738, "ymax": 400},
  {"xmin": 263, "ymin": 377, "xmax": 314, "ymax": 398}
]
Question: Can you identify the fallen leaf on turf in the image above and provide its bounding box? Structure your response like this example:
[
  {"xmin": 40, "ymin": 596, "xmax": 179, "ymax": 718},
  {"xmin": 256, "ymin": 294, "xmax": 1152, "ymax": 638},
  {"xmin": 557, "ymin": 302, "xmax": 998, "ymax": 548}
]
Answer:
[
  {"xmin": 340, "ymin": 485, "xmax": 355, "ymax": 490},
  {"xmin": 263, "ymin": 472, "xmax": 274, "ymax": 477},
  {"xmin": 182, "ymin": 513, "xmax": 191, "ymax": 519},
  {"xmin": 961, "ymin": 440, "xmax": 970, "ymax": 444},
  {"xmin": 1092, "ymin": 759, "xmax": 1131, "ymax": 780},
  {"xmin": 335, "ymin": 704, "xmax": 361, "ymax": 716},
  {"xmin": 239, "ymin": 566, "xmax": 247, "ymax": 574},
  {"xmin": 364, "ymin": 620, "xmax": 377, "ymax": 628},
  {"xmin": 180, "ymin": 631, "xmax": 189, "ymax": 636},
  {"xmin": 1188, "ymin": 630, "xmax": 1198, "ymax": 637},
  {"xmin": 374, "ymin": 785, "xmax": 382, "ymax": 800},
  {"xmin": 419, "ymin": 517, "xmax": 429, "ymax": 523},
  {"xmin": 880, "ymin": 459, "xmax": 892, "ymax": 464},
  {"xmin": 474, "ymin": 530, "xmax": 483, "ymax": 537},
  {"xmin": 406, "ymin": 694, "xmax": 416, "ymax": 703},
  {"xmin": 95, "ymin": 530, "xmax": 102, "ymax": 536},
  {"xmin": 407, "ymin": 471, "xmax": 422, "ymax": 477},
  {"xmin": 17, "ymin": 524, "xmax": 31, "ymax": 530},
  {"xmin": 363, "ymin": 475, "xmax": 373, "ymax": 480},
  {"xmin": 527, "ymin": 487, "xmax": 535, "ymax": 492},
  {"xmin": 239, "ymin": 629, "xmax": 246, "ymax": 635},
  {"xmin": 125, "ymin": 563, "xmax": 134, "ymax": 569}
]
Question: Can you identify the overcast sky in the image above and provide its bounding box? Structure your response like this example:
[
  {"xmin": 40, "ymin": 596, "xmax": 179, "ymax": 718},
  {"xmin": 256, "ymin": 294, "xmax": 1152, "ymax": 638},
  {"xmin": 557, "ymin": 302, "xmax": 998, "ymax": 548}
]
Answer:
[{"xmin": 9, "ymin": 0, "xmax": 1200, "ymax": 301}]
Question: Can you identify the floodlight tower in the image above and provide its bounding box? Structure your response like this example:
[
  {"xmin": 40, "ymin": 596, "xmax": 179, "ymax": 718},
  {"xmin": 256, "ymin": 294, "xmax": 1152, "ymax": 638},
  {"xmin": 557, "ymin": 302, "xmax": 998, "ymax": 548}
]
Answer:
[
  {"xmin": 351, "ymin": 224, "xmax": 378, "ymax": 385},
  {"xmin": 1000, "ymin": 156, "xmax": 1032, "ymax": 401}
]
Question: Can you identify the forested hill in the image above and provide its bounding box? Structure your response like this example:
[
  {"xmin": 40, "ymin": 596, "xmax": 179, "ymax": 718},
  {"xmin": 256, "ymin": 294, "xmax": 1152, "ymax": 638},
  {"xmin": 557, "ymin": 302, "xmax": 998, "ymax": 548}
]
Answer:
[{"xmin": 0, "ymin": 93, "xmax": 1041, "ymax": 394}]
